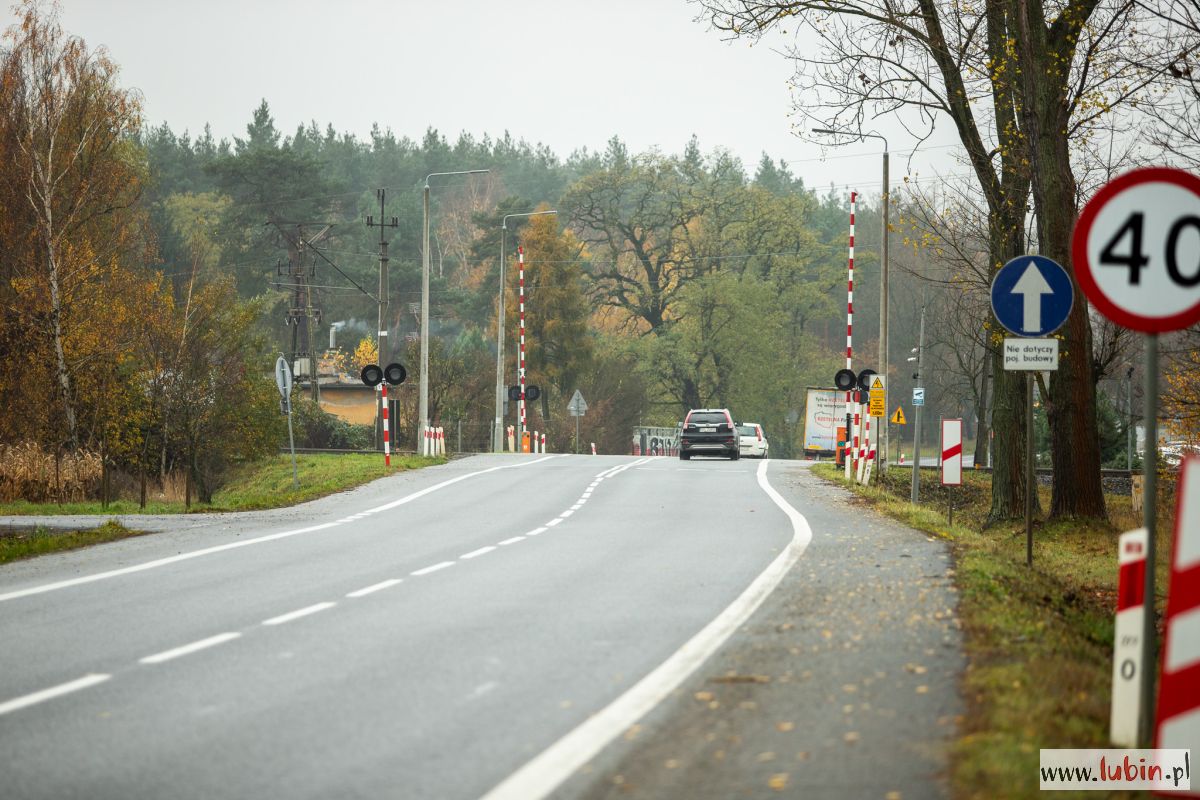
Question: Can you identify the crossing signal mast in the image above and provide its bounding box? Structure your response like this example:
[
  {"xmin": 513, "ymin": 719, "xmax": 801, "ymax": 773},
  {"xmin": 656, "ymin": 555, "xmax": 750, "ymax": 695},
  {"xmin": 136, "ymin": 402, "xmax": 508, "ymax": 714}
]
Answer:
[{"xmin": 365, "ymin": 189, "xmax": 405, "ymax": 460}]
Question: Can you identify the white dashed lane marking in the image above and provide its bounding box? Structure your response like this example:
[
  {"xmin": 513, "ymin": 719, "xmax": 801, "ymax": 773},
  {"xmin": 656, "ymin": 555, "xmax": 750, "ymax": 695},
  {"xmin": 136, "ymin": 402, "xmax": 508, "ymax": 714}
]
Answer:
[
  {"xmin": 0, "ymin": 674, "xmax": 111, "ymax": 717},
  {"xmin": 262, "ymin": 602, "xmax": 336, "ymax": 626},
  {"xmin": 411, "ymin": 561, "xmax": 455, "ymax": 577},
  {"xmin": 0, "ymin": 455, "xmax": 650, "ymax": 721},
  {"xmin": 461, "ymin": 546, "xmax": 496, "ymax": 560},
  {"xmin": 346, "ymin": 579, "xmax": 403, "ymax": 598},
  {"xmin": 139, "ymin": 632, "xmax": 241, "ymax": 665}
]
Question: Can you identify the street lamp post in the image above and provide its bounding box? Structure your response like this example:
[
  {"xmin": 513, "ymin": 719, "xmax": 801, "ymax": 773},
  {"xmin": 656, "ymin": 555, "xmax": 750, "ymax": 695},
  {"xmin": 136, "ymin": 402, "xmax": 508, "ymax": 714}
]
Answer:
[
  {"xmin": 812, "ymin": 128, "xmax": 890, "ymax": 469},
  {"xmin": 422, "ymin": 169, "xmax": 488, "ymax": 453},
  {"xmin": 493, "ymin": 210, "xmax": 557, "ymax": 452}
]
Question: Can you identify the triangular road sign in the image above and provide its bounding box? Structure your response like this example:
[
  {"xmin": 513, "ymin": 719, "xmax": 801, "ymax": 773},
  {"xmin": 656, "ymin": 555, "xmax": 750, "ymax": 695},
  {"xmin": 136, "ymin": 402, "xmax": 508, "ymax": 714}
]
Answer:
[
  {"xmin": 567, "ymin": 389, "xmax": 588, "ymax": 415},
  {"xmin": 890, "ymin": 406, "xmax": 907, "ymax": 425},
  {"xmin": 871, "ymin": 376, "xmax": 884, "ymax": 390}
]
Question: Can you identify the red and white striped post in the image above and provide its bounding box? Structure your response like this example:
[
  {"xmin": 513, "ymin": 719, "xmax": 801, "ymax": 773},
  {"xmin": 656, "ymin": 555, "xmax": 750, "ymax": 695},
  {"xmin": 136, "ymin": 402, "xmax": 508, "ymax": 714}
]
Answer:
[
  {"xmin": 1155, "ymin": 455, "xmax": 1200, "ymax": 759},
  {"xmin": 1111, "ymin": 528, "xmax": 1147, "ymax": 746},
  {"xmin": 844, "ymin": 191, "xmax": 857, "ymax": 480},
  {"xmin": 518, "ymin": 245, "xmax": 527, "ymax": 444},
  {"xmin": 381, "ymin": 385, "xmax": 391, "ymax": 467},
  {"xmin": 940, "ymin": 418, "xmax": 963, "ymax": 486},
  {"xmin": 857, "ymin": 413, "xmax": 872, "ymax": 483}
]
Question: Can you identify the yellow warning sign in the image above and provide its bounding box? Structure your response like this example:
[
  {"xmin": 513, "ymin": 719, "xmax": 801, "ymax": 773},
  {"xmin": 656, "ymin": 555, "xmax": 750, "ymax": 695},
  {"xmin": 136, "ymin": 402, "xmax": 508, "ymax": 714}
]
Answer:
[
  {"xmin": 890, "ymin": 406, "xmax": 907, "ymax": 425},
  {"xmin": 868, "ymin": 375, "xmax": 886, "ymax": 417}
]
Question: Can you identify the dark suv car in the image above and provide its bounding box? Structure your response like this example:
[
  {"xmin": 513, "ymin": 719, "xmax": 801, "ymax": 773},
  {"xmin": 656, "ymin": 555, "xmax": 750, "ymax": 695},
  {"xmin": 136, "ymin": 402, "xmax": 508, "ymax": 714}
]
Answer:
[{"xmin": 680, "ymin": 408, "xmax": 739, "ymax": 460}]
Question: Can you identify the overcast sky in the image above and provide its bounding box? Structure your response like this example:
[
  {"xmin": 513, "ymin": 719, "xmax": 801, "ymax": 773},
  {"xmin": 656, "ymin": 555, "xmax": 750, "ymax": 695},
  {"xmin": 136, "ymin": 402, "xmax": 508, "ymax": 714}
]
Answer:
[{"xmin": 27, "ymin": 0, "xmax": 963, "ymax": 195}]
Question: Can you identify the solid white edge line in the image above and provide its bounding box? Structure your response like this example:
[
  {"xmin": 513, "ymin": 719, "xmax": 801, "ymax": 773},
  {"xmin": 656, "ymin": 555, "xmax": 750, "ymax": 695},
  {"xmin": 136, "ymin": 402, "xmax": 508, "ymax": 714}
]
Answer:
[
  {"xmin": 346, "ymin": 578, "xmax": 403, "ymax": 597},
  {"xmin": 139, "ymin": 632, "xmax": 241, "ymax": 665},
  {"xmin": 498, "ymin": 537, "xmax": 525, "ymax": 546},
  {"xmin": 0, "ymin": 673, "xmax": 112, "ymax": 716},
  {"xmin": 0, "ymin": 522, "xmax": 340, "ymax": 604},
  {"xmin": 479, "ymin": 459, "xmax": 812, "ymax": 800},
  {"xmin": 411, "ymin": 561, "xmax": 455, "ymax": 576},
  {"xmin": 461, "ymin": 546, "xmax": 497, "ymax": 560},
  {"xmin": 262, "ymin": 602, "xmax": 336, "ymax": 626},
  {"xmin": 0, "ymin": 455, "xmax": 561, "ymax": 604}
]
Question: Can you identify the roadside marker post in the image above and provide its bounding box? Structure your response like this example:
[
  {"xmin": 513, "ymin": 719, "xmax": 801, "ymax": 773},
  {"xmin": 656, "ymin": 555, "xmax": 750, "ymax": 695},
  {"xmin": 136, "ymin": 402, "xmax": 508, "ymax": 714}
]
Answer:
[
  {"xmin": 1073, "ymin": 166, "xmax": 1200, "ymax": 745},
  {"xmin": 941, "ymin": 419, "xmax": 962, "ymax": 526},
  {"xmin": 1154, "ymin": 456, "xmax": 1200, "ymax": 769},
  {"xmin": 991, "ymin": 255, "xmax": 1073, "ymax": 568},
  {"xmin": 382, "ymin": 385, "xmax": 391, "ymax": 466},
  {"xmin": 1111, "ymin": 528, "xmax": 1148, "ymax": 747}
]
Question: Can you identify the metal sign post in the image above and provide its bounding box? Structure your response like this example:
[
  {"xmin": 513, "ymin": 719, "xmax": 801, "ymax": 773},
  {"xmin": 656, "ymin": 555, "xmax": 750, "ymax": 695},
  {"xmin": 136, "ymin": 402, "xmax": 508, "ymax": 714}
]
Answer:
[
  {"xmin": 275, "ymin": 355, "xmax": 298, "ymax": 490},
  {"xmin": 567, "ymin": 390, "xmax": 588, "ymax": 454},
  {"xmin": 991, "ymin": 255, "xmax": 1074, "ymax": 567},
  {"xmin": 1072, "ymin": 166, "xmax": 1200, "ymax": 747}
]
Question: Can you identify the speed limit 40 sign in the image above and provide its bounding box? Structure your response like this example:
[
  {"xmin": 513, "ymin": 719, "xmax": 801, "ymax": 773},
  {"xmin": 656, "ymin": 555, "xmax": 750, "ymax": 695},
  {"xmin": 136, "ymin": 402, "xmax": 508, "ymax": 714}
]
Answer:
[{"xmin": 1072, "ymin": 167, "xmax": 1200, "ymax": 332}]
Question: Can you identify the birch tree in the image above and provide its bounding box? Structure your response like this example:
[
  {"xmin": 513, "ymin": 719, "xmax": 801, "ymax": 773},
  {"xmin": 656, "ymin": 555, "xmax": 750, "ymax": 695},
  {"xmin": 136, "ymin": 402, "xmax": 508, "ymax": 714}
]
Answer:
[{"xmin": 0, "ymin": 1, "xmax": 145, "ymax": 448}]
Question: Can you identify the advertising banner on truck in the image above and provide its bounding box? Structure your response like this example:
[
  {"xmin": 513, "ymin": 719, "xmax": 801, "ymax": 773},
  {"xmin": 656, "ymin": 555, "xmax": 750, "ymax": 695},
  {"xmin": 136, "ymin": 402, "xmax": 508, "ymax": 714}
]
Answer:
[{"xmin": 804, "ymin": 388, "xmax": 842, "ymax": 452}]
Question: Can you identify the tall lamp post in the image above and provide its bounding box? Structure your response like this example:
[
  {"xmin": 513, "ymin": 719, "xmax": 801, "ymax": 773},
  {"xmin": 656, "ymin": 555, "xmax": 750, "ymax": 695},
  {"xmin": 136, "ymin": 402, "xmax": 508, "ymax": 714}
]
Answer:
[
  {"xmin": 422, "ymin": 169, "xmax": 488, "ymax": 452},
  {"xmin": 813, "ymin": 128, "xmax": 890, "ymax": 469},
  {"xmin": 493, "ymin": 210, "xmax": 557, "ymax": 452}
]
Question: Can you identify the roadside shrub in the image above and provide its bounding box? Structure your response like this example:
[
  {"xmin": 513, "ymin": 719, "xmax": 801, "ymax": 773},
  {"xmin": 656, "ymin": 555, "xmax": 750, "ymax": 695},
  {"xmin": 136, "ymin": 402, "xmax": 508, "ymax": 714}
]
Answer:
[
  {"xmin": 0, "ymin": 442, "xmax": 102, "ymax": 503},
  {"xmin": 290, "ymin": 398, "xmax": 372, "ymax": 450}
]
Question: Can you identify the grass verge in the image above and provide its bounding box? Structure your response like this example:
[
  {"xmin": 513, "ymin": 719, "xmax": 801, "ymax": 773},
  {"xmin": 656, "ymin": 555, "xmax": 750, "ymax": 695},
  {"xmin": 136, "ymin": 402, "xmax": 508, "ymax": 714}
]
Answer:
[
  {"xmin": 811, "ymin": 463, "xmax": 1173, "ymax": 800},
  {"xmin": 0, "ymin": 521, "xmax": 147, "ymax": 565},
  {"xmin": 0, "ymin": 453, "xmax": 445, "ymax": 515}
]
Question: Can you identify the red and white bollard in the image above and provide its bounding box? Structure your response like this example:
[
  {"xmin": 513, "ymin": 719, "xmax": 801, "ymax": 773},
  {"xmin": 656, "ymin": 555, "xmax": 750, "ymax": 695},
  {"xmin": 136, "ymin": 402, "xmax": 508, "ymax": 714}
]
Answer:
[
  {"xmin": 540, "ymin": 432, "xmax": 546, "ymax": 453},
  {"xmin": 1155, "ymin": 456, "xmax": 1200, "ymax": 754},
  {"xmin": 381, "ymin": 385, "xmax": 391, "ymax": 467},
  {"xmin": 590, "ymin": 442, "xmax": 596, "ymax": 455},
  {"xmin": 1110, "ymin": 528, "xmax": 1147, "ymax": 746}
]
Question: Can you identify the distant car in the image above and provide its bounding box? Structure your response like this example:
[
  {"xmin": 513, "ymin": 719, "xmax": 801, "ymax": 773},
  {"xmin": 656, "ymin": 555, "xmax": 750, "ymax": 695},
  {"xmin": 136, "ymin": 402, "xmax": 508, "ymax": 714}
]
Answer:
[
  {"xmin": 680, "ymin": 408, "xmax": 738, "ymax": 460},
  {"xmin": 737, "ymin": 423, "xmax": 768, "ymax": 458}
]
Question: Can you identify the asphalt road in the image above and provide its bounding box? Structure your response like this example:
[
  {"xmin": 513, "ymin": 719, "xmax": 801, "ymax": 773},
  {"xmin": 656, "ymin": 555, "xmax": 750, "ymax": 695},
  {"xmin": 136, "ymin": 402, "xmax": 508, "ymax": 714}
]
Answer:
[{"xmin": 0, "ymin": 454, "xmax": 962, "ymax": 799}]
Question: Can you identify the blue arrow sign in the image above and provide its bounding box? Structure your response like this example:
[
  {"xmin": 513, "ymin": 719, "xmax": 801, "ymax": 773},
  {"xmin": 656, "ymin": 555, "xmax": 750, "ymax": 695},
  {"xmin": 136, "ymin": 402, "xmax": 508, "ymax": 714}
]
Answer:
[{"xmin": 990, "ymin": 256, "xmax": 1074, "ymax": 337}]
